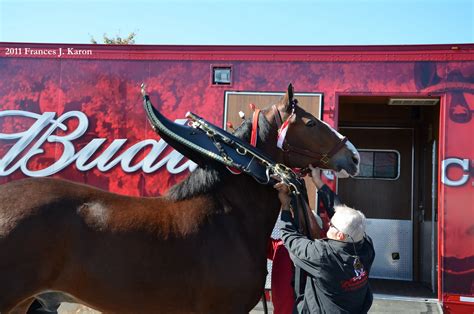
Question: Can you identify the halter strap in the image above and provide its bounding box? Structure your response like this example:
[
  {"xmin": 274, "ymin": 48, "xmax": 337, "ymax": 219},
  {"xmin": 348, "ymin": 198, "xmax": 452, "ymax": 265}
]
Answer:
[
  {"xmin": 272, "ymin": 105, "xmax": 282, "ymax": 129},
  {"xmin": 271, "ymin": 105, "xmax": 348, "ymax": 170},
  {"xmin": 283, "ymin": 137, "xmax": 348, "ymax": 164},
  {"xmin": 272, "ymin": 105, "xmax": 290, "ymax": 165},
  {"xmin": 249, "ymin": 104, "xmax": 348, "ymax": 173}
]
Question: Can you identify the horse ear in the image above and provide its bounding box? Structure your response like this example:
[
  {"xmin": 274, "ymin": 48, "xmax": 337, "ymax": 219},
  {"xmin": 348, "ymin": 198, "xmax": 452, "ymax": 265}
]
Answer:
[{"xmin": 282, "ymin": 83, "xmax": 294, "ymax": 113}]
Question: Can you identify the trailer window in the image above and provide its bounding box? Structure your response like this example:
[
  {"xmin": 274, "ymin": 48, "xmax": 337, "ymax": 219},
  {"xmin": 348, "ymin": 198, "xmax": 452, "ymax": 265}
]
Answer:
[
  {"xmin": 212, "ymin": 66, "xmax": 232, "ymax": 85},
  {"xmin": 356, "ymin": 150, "xmax": 399, "ymax": 180}
]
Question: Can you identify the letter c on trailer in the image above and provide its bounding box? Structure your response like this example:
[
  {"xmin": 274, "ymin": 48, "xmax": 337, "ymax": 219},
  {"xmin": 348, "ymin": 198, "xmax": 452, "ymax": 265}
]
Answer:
[{"xmin": 441, "ymin": 158, "xmax": 470, "ymax": 186}]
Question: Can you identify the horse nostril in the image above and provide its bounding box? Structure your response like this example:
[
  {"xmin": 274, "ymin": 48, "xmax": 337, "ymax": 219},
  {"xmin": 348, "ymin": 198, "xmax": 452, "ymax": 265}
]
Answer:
[{"xmin": 352, "ymin": 156, "xmax": 359, "ymax": 165}]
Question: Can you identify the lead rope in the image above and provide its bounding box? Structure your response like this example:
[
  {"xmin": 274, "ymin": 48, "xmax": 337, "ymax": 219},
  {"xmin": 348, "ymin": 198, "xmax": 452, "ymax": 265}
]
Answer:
[{"xmin": 291, "ymin": 184, "xmax": 314, "ymax": 303}]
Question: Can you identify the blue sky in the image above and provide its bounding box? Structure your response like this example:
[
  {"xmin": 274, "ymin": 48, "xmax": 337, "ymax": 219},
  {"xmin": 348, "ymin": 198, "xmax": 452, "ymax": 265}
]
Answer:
[{"xmin": 0, "ymin": 0, "xmax": 472, "ymax": 45}]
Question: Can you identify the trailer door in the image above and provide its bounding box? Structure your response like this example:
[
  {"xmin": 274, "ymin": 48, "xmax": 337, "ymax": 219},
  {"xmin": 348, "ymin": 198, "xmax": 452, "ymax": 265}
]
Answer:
[{"xmin": 338, "ymin": 127, "xmax": 414, "ymax": 281}]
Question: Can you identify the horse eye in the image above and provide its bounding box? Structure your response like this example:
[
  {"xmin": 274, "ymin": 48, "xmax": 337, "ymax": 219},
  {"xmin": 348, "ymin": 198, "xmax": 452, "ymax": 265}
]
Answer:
[{"xmin": 305, "ymin": 120, "xmax": 316, "ymax": 127}]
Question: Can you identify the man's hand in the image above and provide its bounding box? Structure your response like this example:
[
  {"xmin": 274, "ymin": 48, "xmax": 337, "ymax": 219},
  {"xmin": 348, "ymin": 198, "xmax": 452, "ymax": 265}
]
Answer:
[
  {"xmin": 273, "ymin": 182, "xmax": 292, "ymax": 211},
  {"xmin": 309, "ymin": 164, "xmax": 324, "ymax": 189}
]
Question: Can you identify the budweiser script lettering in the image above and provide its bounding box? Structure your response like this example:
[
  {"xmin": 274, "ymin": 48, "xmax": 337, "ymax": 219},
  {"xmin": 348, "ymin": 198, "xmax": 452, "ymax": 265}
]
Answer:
[{"xmin": 0, "ymin": 110, "xmax": 197, "ymax": 177}]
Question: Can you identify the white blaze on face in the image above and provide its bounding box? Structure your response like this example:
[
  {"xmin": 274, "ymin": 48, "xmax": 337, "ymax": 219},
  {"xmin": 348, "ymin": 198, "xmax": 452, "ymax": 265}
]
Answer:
[{"xmin": 319, "ymin": 120, "xmax": 360, "ymax": 176}]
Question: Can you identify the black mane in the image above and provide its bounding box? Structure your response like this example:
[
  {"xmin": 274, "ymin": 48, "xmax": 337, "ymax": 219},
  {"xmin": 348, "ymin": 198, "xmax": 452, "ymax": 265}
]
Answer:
[{"xmin": 166, "ymin": 114, "xmax": 272, "ymax": 201}]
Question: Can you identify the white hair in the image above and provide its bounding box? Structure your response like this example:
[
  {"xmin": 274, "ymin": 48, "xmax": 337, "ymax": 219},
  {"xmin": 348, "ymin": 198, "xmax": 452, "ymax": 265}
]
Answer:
[{"xmin": 331, "ymin": 205, "xmax": 366, "ymax": 242}]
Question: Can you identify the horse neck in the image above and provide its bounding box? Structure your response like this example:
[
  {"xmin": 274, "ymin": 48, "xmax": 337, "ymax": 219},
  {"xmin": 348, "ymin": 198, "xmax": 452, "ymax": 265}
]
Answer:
[
  {"xmin": 218, "ymin": 171, "xmax": 282, "ymax": 251},
  {"xmin": 216, "ymin": 112, "xmax": 285, "ymax": 248},
  {"xmin": 165, "ymin": 111, "xmax": 287, "ymax": 251}
]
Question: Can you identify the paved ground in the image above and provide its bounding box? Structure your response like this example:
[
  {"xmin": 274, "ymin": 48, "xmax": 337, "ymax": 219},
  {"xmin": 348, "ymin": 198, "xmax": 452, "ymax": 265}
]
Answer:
[
  {"xmin": 58, "ymin": 302, "xmax": 273, "ymax": 313},
  {"xmin": 249, "ymin": 297, "xmax": 443, "ymax": 314},
  {"xmin": 369, "ymin": 296, "xmax": 443, "ymax": 314},
  {"xmin": 59, "ymin": 295, "xmax": 443, "ymax": 313},
  {"xmin": 58, "ymin": 302, "xmax": 272, "ymax": 313},
  {"xmin": 58, "ymin": 278, "xmax": 443, "ymax": 313}
]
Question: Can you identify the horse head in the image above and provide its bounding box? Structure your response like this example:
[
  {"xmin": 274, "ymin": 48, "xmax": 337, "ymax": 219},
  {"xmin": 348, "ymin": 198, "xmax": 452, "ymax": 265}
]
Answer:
[{"xmin": 262, "ymin": 84, "xmax": 360, "ymax": 177}]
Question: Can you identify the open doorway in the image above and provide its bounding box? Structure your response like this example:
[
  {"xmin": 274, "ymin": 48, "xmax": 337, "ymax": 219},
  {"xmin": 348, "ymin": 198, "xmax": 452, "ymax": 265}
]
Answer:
[{"xmin": 337, "ymin": 95, "xmax": 439, "ymax": 298}]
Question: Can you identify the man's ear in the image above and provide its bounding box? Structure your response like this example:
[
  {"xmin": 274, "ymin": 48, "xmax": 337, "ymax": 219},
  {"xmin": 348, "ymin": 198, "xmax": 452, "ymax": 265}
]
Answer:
[{"xmin": 336, "ymin": 231, "xmax": 346, "ymax": 241}]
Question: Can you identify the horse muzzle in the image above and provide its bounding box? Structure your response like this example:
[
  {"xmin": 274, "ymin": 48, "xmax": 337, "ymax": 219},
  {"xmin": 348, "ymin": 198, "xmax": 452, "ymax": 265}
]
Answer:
[{"xmin": 332, "ymin": 144, "xmax": 360, "ymax": 177}]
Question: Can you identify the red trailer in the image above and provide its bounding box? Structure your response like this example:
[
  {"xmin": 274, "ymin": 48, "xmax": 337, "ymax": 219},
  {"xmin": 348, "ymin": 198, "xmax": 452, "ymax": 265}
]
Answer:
[{"xmin": 0, "ymin": 43, "xmax": 472, "ymax": 313}]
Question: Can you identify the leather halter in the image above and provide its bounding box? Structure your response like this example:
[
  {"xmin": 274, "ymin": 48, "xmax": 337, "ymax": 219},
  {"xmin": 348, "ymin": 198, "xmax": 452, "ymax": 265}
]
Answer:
[{"xmin": 271, "ymin": 104, "xmax": 348, "ymax": 172}]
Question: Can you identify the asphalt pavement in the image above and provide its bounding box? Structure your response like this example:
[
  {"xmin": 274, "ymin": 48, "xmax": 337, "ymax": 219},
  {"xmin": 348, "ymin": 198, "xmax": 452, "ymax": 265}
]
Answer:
[{"xmin": 59, "ymin": 295, "xmax": 442, "ymax": 314}]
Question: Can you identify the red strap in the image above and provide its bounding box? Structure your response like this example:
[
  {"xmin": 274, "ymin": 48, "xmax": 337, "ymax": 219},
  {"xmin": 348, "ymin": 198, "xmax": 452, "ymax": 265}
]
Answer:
[
  {"xmin": 226, "ymin": 166, "xmax": 242, "ymax": 174},
  {"xmin": 227, "ymin": 105, "xmax": 259, "ymax": 175},
  {"xmin": 250, "ymin": 108, "xmax": 260, "ymax": 147}
]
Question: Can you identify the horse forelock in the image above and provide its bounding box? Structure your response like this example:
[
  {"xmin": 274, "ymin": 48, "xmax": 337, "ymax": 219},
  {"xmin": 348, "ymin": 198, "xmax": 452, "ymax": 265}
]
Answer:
[{"xmin": 166, "ymin": 114, "xmax": 272, "ymax": 202}]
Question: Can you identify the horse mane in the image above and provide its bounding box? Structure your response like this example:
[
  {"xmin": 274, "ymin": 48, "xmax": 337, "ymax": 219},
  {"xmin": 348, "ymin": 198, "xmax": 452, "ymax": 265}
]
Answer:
[{"xmin": 166, "ymin": 113, "xmax": 272, "ymax": 201}]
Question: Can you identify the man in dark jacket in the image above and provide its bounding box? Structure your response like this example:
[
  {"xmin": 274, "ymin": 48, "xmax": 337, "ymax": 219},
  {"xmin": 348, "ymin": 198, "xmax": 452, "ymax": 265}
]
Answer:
[{"xmin": 274, "ymin": 181, "xmax": 375, "ymax": 314}]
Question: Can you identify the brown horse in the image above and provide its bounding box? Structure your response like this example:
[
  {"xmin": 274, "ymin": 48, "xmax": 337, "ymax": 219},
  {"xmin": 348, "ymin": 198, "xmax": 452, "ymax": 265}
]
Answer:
[{"xmin": 0, "ymin": 86, "xmax": 359, "ymax": 313}]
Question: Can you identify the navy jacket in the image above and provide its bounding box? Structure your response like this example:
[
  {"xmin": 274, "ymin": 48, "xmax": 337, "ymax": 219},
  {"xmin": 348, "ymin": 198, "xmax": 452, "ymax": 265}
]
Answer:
[{"xmin": 281, "ymin": 187, "xmax": 375, "ymax": 314}]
